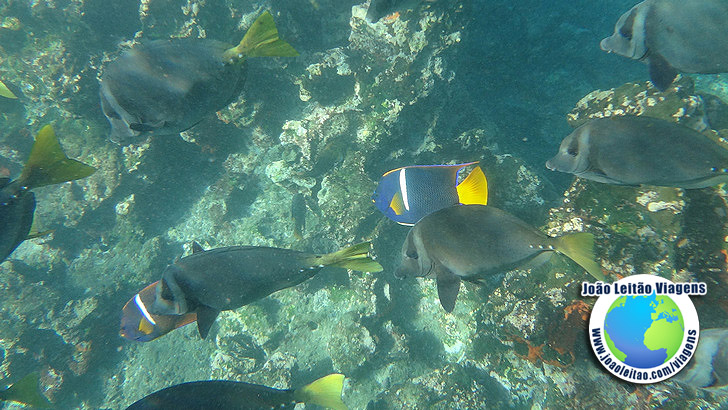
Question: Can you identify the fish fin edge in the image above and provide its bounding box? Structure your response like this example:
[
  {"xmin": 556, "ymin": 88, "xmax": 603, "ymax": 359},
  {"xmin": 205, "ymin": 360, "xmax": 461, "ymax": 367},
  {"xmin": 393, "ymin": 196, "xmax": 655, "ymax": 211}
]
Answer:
[
  {"xmin": 456, "ymin": 166, "xmax": 488, "ymax": 205},
  {"xmin": 555, "ymin": 233, "xmax": 605, "ymax": 281},
  {"xmin": 435, "ymin": 265, "xmax": 461, "ymax": 313}
]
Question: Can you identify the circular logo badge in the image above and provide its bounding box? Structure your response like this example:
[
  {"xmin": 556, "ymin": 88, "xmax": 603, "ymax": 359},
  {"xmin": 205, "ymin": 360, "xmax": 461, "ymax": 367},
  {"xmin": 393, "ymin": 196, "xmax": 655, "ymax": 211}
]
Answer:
[{"xmin": 586, "ymin": 274, "xmax": 701, "ymax": 383}]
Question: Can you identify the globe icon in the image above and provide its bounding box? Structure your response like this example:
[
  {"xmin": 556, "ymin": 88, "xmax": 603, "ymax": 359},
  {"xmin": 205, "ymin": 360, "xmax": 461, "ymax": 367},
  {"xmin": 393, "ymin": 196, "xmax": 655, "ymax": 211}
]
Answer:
[{"xmin": 603, "ymin": 293, "xmax": 684, "ymax": 369}]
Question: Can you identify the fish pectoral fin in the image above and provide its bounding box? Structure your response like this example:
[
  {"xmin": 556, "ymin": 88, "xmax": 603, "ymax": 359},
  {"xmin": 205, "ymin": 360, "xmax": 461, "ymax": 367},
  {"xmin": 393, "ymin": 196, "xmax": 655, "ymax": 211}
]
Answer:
[
  {"xmin": 647, "ymin": 53, "xmax": 678, "ymax": 91},
  {"xmin": 196, "ymin": 305, "xmax": 220, "ymax": 339},
  {"xmin": 435, "ymin": 265, "xmax": 461, "ymax": 313},
  {"xmin": 129, "ymin": 121, "xmax": 163, "ymax": 132}
]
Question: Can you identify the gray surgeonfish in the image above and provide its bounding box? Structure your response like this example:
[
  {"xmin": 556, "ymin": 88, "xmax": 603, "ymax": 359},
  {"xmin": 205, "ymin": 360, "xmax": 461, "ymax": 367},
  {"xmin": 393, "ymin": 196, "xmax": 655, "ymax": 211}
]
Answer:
[
  {"xmin": 674, "ymin": 328, "xmax": 728, "ymax": 389},
  {"xmin": 396, "ymin": 204, "xmax": 604, "ymax": 313},
  {"xmin": 99, "ymin": 11, "xmax": 298, "ymax": 143},
  {"xmin": 600, "ymin": 0, "xmax": 728, "ymax": 90},
  {"xmin": 545, "ymin": 116, "xmax": 728, "ymax": 188},
  {"xmin": 149, "ymin": 242, "xmax": 382, "ymax": 339},
  {"xmin": 0, "ymin": 125, "xmax": 96, "ymax": 263}
]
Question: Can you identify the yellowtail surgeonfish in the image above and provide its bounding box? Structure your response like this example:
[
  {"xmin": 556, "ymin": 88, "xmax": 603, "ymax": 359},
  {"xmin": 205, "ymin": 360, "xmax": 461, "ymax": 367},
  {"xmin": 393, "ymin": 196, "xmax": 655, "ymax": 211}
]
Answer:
[
  {"xmin": 372, "ymin": 162, "xmax": 488, "ymax": 226},
  {"xmin": 0, "ymin": 125, "xmax": 96, "ymax": 263},
  {"xmin": 0, "ymin": 373, "xmax": 52, "ymax": 408},
  {"xmin": 147, "ymin": 242, "xmax": 382, "ymax": 339},
  {"xmin": 396, "ymin": 204, "xmax": 604, "ymax": 312},
  {"xmin": 126, "ymin": 373, "xmax": 347, "ymax": 410},
  {"xmin": 546, "ymin": 116, "xmax": 728, "ymax": 188},
  {"xmin": 99, "ymin": 11, "xmax": 298, "ymax": 143},
  {"xmin": 601, "ymin": 0, "xmax": 728, "ymax": 90}
]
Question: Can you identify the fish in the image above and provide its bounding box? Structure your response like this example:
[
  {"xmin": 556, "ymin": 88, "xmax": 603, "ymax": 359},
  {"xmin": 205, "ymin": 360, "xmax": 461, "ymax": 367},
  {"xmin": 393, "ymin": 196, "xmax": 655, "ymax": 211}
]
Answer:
[
  {"xmin": 120, "ymin": 281, "xmax": 197, "ymax": 342},
  {"xmin": 366, "ymin": 0, "xmax": 424, "ymax": 23},
  {"xmin": 396, "ymin": 204, "xmax": 604, "ymax": 313},
  {"xmin": 0, "ymin": 373, "xmax": 52, "ymax": 408},
  {"xmin": 545, "ymin": 116, "xmax": 728, "ymax": 188},
  {"xmin": 0, "ymin": 125, "xmax": 96, "ymax": 263},
  {"xmin": 125, "ymin": 373, "xmax": 347, "ymax": 410},
  {"xmin": 291, "ymin": 193, "xmax": 306, "ymax": 240},
  {"xmin": 674, "ymin": 328, "xmax": 727, "ymax": 389},
  {"xmin": 372, "ymin": 162, "xmax": 488, "ymax": 226},
  {"xmin": 600, "ymin": 0, "xmax": 728, "ymax": 90},
  {"xmin": 99, "ymin": 11, "xmax": 298, "ymax": 143},
  {"xmin": 0, "ymin": 80, "xmax": 17, "ymax": 99},
  {"xmin": 149, "ymin": 242, "xmax": 382, "ymax": 339}
]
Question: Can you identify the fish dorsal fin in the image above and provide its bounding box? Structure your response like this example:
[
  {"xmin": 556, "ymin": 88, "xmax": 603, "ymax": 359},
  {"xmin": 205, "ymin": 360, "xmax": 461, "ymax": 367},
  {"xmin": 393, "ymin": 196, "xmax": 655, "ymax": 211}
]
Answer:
[
  {"xmin": 456, "ymin": 166, "xmax": 488, "ymax": 205},
  {"xmin": 389, "ymin": 191, "xmax": 406, "ymax": 216},
  {"xmin": 648, "ymin": 53, "xmax": 678, "ymax": 91},
  {"xmin": 191, "ymin": 241, "xmax": 205, "ymax": 254},
  {"xmin": 435, "ymin": 264, "xmax": 461, "ymax": 313},
  {"xmin": 196, "ymin": 305, "xmax": 220, "ymax": 339},
  {"xmin": 20, "ymin": 125, "xmax": 96, "ymax": 190}
]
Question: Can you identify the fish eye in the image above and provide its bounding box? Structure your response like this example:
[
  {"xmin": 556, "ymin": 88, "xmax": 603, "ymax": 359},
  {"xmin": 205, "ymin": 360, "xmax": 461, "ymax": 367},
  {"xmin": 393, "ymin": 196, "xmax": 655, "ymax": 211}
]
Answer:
[
  {"xmin": 406, "ymin": 250, "xmax": 418, "ymax": 259},
  {"xmin": 567, "ymin": 147, "xmax": 578, "ymax": 156}
]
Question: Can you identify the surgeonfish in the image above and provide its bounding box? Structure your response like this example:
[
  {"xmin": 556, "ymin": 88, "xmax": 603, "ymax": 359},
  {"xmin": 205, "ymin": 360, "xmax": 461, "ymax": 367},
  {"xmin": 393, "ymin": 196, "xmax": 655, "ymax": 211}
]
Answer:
[
  {"xmin": 291, "ymin": 193, "xmax": 306, "ymax": 240},
  {"xmin": 149, "ymin": 242, "xmax": 382, "ymax": 339},
  {"xmin": 99, "ymin": 11, "xmax": 298, "ymax": 143},
  {"xmin": 120, "ymin": 281, "xmax": 197, "ymax": 342},
  {"xmin": 396, "ymin": 205, "xmax": 604, "ymax": 313},
  {"xmin": 0, "ymin": 125, "xmax": 96, "ymax": 263},
  {"xmin": 125, "ymin": 373, "xmax": 347, "ymax": 410},
  {"xmin": 545, "ymin": 116, "xmax": 728, "ymax": 188},
  {"xmin": 600, "ymin": 0, "xmax": 728, "ymax": 90},
  {"xmin": 372, "ymin": 162, "xmax": 488, "ymax": 226},
  {"xmin": 0, "ymin": 373, "xmax": 52, "ymax": 408},
  {"xmin": 674, "ymin": 328, "xmax": 728, "ymax": 389},
  {"xmin": 0, "ymin": 80, "xmax": 17, "ymax": 99}
]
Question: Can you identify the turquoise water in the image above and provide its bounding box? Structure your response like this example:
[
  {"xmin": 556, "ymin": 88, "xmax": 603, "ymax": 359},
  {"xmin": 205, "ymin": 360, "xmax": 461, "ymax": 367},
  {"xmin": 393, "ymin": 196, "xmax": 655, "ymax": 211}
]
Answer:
[{"xmin": 1, "ymin": 0, "xmax": 728, "ymax": 408}]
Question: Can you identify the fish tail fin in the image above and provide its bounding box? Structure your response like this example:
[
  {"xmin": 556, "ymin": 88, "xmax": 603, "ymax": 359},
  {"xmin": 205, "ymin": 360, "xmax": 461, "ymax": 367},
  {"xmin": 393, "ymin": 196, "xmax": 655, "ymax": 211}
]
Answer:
[
  {"xmin": 310, "ymin": 242, "xmax": 384, "ymax": 272},
  {"xmin": 19, "ymin": 125, "xmax": 96, "ymax": 190},
  {"xmin": 222, "ymin": 11, "xmax": 299, "ymax": 62},
  {"xmin": 555, "ymin": 233, "xmax": 605, "ymax": 281},
  {"xmin": 456, "ymin": 166, "xmax": 488, "ymax": 205},
  {"xmin": 2, "ymin": 373, "xmax": 52, "ymax": 408},
  {"xmin": 0, "ymin": 79, "xmax": 17, "ymax": 99},
  {"xmin": 293, "ymin": 373, "xmax": 347, "ymax": 410}
]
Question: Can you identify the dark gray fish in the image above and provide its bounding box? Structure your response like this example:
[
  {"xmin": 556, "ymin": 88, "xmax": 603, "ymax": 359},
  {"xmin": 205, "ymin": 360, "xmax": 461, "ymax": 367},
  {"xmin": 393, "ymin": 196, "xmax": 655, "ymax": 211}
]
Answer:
[
  {"xmin": 99, "ymin": 39, "xmax": 247, "ymax": 143},
  {"xmin": 291, "ymin": 193, "xmax": 306, "ymax": 240},
  {"xmin": 674, "ymin": 328, "xmax": 728, "ymax": 389},
  {"xmin": 1, "ymin": 125, "xmax": 96, "ymax": 263},
  {"xmin": 545, "ymin": 116, "xmax": 728, "ymax": 188},
  {"xmin": 125, "ymin": 374, "xmax": 346, "ymax": 410},
  {"xmin": 396, "ymin": 205, "xmax": 603, "ymax": 313},
  {"xmin": 99, "ymin": 11, "xmax": 298, "ymax": 143},
  {"xmin": 600, "ymin": 0, "xmax": 728, "ymax": 90},
  {"xmin": 150, "ymin": 242, "xmax": 382, "ymax": 338}
]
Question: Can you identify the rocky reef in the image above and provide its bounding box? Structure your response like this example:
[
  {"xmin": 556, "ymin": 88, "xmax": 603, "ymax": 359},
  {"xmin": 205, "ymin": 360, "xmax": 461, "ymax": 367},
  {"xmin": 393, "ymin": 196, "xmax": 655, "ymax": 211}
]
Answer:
[{"xmin": 2, "ymin": 0, "xmax": 728, "ymax": 408}]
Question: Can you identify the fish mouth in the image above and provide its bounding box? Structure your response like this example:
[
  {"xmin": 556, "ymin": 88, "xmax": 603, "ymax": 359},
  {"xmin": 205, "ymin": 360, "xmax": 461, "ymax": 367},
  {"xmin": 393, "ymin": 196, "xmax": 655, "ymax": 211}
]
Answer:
[{"xmin": 545, "ymin": 159, "xmax": 556, "ymax": 171}]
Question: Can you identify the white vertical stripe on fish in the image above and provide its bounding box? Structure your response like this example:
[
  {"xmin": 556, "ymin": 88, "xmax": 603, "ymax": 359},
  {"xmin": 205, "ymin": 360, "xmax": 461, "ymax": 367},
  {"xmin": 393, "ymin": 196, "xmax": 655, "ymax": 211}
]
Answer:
[
  {"xmin": 134, "ymin": 293, "xmax": 157, "ymax": 326},
  {"xmin": 399, "ymin": 168, "xmax": 410, "ymax": 211}
]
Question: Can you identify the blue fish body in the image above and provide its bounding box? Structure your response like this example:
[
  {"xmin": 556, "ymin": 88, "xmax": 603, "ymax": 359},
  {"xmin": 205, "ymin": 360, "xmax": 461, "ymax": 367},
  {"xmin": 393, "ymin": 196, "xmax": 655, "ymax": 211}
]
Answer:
[{"xmin": 372, "ymin": 162, "xmax": 488, "ymax": 226}]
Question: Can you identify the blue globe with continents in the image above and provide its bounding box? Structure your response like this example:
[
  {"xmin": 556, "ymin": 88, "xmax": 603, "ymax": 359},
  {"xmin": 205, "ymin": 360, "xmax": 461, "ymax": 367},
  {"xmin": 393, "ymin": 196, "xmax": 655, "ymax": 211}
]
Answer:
[{"xmin": 603, "ymin": 293, "xmax": 684, "ymax": 368}]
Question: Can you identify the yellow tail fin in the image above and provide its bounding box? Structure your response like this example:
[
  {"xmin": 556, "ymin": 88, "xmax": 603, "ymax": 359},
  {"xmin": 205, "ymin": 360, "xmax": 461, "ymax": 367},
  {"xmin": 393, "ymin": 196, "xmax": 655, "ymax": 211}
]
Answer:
[
  {"xmin": 222, "ymin": 11, "xmax": 299, "ymax": 62},
  {"xmin": 456, "ymin": 166, "xmax": 488, "ymax": 205},
  {"xmin": 1, "ymin": 373, "xmax": 52, "ymax": 408},
  {"xmin": 293, "ymin": 373, "xmax": 347, "ymax": 410},
  {"xmin": 19, "ymin": 125, "xmax": 96, "ymax": 189},
  {"xmin": 0, "ymin": 80, "xmax": 17, "ymax": 99},
  {"xmin": 555, "ymin": 232, "xmax": 605, "ymax": 281},
  {"xmin": 306, "ymin": 242, "xmax": 384, "ymax": 272}
]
